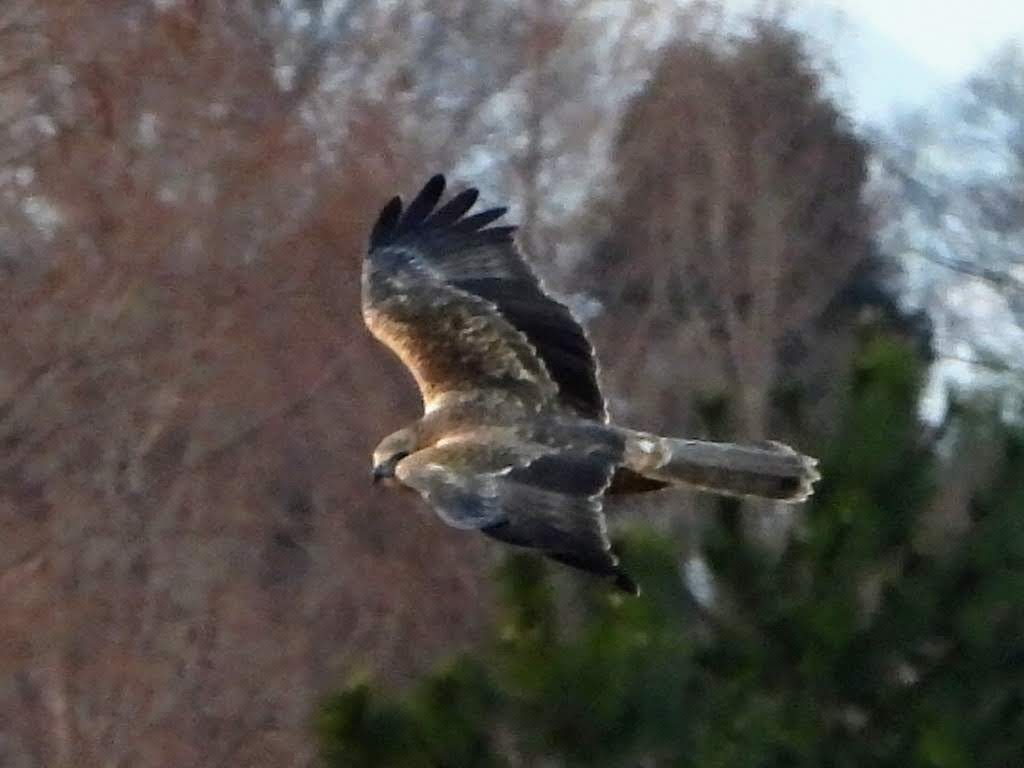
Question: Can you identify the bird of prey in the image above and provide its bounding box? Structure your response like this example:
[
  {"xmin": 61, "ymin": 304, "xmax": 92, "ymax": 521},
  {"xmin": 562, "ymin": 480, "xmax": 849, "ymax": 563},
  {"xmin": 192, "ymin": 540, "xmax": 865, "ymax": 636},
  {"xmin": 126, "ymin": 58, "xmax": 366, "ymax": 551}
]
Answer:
[{"xmin": 362, "ymin": 175, "xmax": 819, "ymax": 595}]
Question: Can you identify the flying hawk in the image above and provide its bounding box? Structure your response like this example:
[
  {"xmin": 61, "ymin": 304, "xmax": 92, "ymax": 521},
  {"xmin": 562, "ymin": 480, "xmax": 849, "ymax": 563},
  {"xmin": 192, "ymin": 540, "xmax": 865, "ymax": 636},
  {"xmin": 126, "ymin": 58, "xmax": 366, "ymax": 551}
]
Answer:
[{"xmin": 362, "ymin": 175, "xmax": 819, "ymax": 595}]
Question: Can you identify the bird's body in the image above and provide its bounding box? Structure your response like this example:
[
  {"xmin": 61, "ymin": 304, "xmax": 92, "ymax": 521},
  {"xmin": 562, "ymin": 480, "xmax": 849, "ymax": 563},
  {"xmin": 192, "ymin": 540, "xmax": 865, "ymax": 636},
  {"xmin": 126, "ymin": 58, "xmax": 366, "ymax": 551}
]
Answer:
[{"xmin": 362, "ymin": 175, "xmax": 819, "ymax": 594}]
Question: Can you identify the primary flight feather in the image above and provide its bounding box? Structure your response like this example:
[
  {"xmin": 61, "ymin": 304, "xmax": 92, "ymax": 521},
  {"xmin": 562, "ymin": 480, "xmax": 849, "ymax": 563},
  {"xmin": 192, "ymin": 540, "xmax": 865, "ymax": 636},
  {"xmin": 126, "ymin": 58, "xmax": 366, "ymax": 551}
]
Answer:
[{"xmin": 362, "ymin": 175, "xmax": 820, "ymax": 595}]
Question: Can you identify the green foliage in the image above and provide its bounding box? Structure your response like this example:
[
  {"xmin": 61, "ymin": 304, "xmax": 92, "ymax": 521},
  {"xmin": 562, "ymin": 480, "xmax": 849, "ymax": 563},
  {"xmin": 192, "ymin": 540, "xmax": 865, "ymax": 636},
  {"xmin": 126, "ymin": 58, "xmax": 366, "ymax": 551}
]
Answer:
[
  {"xmin": 318, "ymin": 661, "xmax": 502, "ymax": 768},
  {"xmin": 319, "ymin": 337, "xmax": 1024, "ymax": 767}
]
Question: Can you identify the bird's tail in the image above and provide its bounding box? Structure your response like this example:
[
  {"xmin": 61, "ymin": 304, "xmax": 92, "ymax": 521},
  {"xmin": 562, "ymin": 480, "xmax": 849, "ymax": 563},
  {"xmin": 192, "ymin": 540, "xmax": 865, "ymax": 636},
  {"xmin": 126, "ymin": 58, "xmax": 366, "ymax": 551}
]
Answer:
[{"xmin": 621, "ymin": 432, "xmax": 820, "ymax": 502}]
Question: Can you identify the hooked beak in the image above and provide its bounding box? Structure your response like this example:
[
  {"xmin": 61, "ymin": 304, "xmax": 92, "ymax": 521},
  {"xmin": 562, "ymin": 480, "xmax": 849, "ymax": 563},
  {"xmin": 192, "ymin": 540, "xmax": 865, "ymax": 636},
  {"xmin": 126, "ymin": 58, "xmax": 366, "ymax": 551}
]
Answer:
[
  {"xmin": 372, "ymin": 460, "xmax": 397, "ymax": 484},
  {"xmin": 372, "ymin": 451, "xmax": 409, "ymax": 485}
]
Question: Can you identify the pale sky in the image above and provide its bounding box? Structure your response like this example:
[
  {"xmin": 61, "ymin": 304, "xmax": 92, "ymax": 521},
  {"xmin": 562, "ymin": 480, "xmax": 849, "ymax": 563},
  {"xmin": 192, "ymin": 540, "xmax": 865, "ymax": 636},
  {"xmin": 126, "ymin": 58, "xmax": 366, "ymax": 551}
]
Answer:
[
  {"xmin": 717, "ymin": 0, "xmax": 1024, "ymax": 121},
  {"xmin": 821, "ymin": 0, "xmax": 1024, "ymax": 78},
  {"xmin": 718, "ymin": 1, "xmax": 1024, "ymax": 417}
]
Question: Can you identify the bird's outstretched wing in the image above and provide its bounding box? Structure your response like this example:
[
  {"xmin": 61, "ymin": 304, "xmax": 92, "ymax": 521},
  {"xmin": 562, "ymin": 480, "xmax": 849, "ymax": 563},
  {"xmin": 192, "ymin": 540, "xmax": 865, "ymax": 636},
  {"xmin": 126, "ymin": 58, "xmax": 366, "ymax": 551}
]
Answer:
[
  {"xmin": 362, "ymin": 175, "xmax": 605, "ymax": 419},
  {"xmin": 394, "ymin": 435, "xmax": 637, "ymax": 594}
]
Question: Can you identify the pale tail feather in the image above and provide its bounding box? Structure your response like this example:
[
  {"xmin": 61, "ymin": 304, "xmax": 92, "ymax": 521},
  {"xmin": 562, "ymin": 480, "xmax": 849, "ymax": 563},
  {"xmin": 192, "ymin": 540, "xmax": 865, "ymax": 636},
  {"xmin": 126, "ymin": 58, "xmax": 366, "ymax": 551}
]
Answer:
[{"xmin": 624, "ymin": 434, "xmax": 820, "ymax": 502}]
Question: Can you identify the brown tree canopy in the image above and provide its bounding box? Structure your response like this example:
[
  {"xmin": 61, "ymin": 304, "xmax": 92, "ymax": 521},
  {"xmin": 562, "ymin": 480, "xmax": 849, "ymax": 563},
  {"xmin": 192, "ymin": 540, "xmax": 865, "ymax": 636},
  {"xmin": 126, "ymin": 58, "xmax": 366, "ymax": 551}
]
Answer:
[
  {"xmin": 1, "ymin": 4, "xmax": 898, "ymax": 767},
  {"xmin": 0, "ymin": 1, "xmax": 683, "ymax": 764},
  {"xmin": 0, "ymin": 3, "xmax": 492, "ymax": 765},
  {"xmin": 590, "ymin": 24, "xmax": 871, "ymax": 443}
]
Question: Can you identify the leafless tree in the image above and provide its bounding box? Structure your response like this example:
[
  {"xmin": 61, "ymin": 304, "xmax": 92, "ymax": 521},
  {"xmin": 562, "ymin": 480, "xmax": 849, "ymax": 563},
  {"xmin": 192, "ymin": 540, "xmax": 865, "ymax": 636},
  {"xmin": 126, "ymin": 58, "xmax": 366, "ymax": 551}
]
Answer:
[
  {"xmin": 0, "ymin": 2, "xmax": 671, "ymax": 765},
  {"xmin": 877, "ymin": 42, "xmax": 1024, "ymax": 386},
  {"xmin": 593, "ymin": 24, "xmax": 871, "ymax": 443}
]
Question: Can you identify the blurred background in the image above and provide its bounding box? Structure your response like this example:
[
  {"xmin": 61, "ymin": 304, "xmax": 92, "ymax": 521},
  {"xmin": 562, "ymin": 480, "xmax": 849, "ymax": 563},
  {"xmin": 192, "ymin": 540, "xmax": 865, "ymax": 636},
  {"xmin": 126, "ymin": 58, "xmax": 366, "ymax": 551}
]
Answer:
[{"xmin": 2, "ymin": 1, "xmax": 1022, "ymax": 766}]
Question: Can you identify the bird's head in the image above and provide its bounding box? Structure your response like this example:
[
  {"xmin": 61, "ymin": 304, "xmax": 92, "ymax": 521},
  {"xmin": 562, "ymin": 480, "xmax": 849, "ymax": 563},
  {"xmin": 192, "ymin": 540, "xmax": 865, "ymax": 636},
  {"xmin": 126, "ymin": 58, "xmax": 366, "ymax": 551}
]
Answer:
[{"xmin": 371, "ymin": 427, "xmax": 417, "ymax": 483}]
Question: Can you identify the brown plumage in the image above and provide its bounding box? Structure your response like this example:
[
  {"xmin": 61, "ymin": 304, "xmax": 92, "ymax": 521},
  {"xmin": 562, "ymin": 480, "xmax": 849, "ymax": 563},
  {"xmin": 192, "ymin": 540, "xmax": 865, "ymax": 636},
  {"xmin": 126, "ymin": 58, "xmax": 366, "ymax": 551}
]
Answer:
[{"xmin": 362, "ymin": 175, "xmax": 819, "ymax": 595}]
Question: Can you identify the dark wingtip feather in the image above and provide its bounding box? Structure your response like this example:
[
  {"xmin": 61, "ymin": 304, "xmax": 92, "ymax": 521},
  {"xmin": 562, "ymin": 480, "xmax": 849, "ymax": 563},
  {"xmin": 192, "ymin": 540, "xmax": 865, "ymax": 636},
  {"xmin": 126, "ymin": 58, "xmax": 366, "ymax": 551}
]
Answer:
[
  {"xmin": 455, "ymin": 207, "xmax": 508, "ymax": 233},
  {"xmin": 400, "ymin": 174, "xmax": 446, "ymax": 230},
  {"xmin": 428, "ymin": 187, "xmax": 479, "ymax": 228},
  {"xmin": 477, "ymin": 225, "xmax": 517, "ymax": 243},
  {"xmin": 369, "ymin": 176, "xmax": 516, "ymax": 253},
  {"xmin": 370, "ymin": 195, "xmax": 403, "ymax": 248}
]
